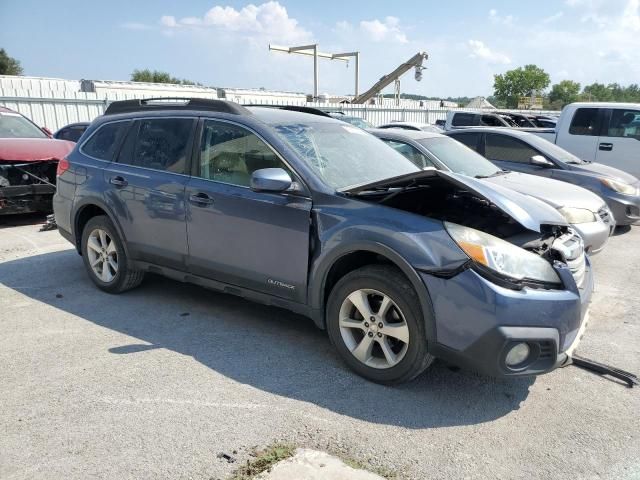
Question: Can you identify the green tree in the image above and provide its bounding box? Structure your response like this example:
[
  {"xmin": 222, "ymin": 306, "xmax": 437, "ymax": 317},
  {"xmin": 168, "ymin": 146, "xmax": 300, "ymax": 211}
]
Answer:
[
  {"xmin": 581, "ymin": 83, "xmax": 613, "ymax": 102},
  {"xmin": 493, "ymin": 65, "xmax": 550, "ymax": 108},
  {"xmin": 0, "ymin": 48, "xmax": 23, "ymax": 75},
  {"xmin": 548, "ymin": 80, "xmax": 581, "ymax": 108},
  {"xmin": 130, "ymin": 69, "xmax": 198, "ymax": 85}
]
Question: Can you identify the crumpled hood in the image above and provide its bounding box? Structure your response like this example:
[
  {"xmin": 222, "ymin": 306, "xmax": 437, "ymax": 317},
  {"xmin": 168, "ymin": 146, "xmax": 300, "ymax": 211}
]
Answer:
[
  {"xmin": 343, "ymin": 169, "xmax": 568, "ymax": 233},
  {"xmin": 0, "ymin": 138, "xmax": 74, "ymax": 162},
  {"xmin": 485, "ymin": 171, "xmax": 606, "ymax": 211},
  {"xmin": 572, "ymin": 162, "xmax": 640, "ymax": 185}
]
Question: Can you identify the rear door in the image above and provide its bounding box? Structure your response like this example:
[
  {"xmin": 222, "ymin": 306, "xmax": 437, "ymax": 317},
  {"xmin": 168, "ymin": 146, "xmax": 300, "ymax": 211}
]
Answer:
[
  {"xmin": 102, "ymin": 117, "xmax": 195, "ymax": 270},
  {"xmin": 185, "ymin": 118, "xmax": 312, "ymax": 304},
  {"xmin": 596, "ymin": 107, "xmax": 640, "ymax": 179},
  {"xmin": 483, "ymin": 133, "xmax": 555, "ymax": 177},
  {"xmin": 560, "ymin": 107, "xmax": 604, "ymax": 161}
]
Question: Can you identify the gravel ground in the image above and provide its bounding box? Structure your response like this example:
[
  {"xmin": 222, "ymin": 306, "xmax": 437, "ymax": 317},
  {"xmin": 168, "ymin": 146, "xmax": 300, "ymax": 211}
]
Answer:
[{"xmin": 0, "ymin": 214, "xmax": 638, "ymax": 480}]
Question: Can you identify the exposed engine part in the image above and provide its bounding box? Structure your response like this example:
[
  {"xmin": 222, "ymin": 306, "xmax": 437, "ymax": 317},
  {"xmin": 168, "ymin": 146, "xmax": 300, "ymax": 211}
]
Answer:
[
  {"xmin": 373, "ymin": 180, "xmax": 529, "ymax": 239},
  {"xmin": 0, "ymin": 160, "xmax": 57, "ymax": 188}
]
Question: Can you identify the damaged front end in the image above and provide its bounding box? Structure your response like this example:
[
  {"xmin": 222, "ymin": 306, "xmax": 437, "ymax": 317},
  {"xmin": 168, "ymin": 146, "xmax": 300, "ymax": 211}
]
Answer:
[
  {"xmin": 0, "ymin": 160, "xmax": 58, "ymax": 215},
  {"xmin": 342, "ymin": 169, "xmax": 588, "ymax": 292}
]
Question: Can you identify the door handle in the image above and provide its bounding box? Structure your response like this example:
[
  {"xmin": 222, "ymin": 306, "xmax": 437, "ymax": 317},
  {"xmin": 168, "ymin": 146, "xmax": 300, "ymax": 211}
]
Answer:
[
  {"xmin": 599, "ymin": 143, "xmax": 613, "ymax": 151},
  {"xmin": 189, "ymin": 192, "xmax": 215, "ymax": 206},
  {"xmin": 109, "ymin": 175, "xmax": 128, "ymax": 187}
]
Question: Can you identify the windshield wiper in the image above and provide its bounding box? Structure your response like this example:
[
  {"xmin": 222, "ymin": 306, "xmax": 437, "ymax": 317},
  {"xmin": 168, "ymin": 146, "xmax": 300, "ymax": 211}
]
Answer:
[{"xmin": 475, "ymin": 170, "xmax": 508, "ymax": 179}]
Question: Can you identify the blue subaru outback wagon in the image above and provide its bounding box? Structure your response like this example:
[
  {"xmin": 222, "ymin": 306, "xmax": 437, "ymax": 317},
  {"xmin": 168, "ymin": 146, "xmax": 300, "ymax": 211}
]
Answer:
[{"xmin": 53, "ymin": 98, "xmax": 592, "ymax": 384}]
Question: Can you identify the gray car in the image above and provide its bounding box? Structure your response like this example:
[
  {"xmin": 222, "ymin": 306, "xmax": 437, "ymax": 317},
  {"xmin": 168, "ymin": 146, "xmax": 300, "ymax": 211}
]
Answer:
[
  {"xmin": 446, "ymin": 128, "xmax": 640, "ymax": 226},
  {"xmin": 53, "ymin": 98, "xmax": 593, "ymax": 383},
  {"xmin": 370, "ymin": 128, "xmax": 614, "ymax": 254}
]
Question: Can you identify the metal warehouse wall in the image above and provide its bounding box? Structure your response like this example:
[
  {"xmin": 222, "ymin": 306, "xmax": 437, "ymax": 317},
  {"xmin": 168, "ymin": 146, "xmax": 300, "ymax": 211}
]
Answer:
[{"xmin": 0, "ymin": 76, "xmax": 559, "ymax": 131}]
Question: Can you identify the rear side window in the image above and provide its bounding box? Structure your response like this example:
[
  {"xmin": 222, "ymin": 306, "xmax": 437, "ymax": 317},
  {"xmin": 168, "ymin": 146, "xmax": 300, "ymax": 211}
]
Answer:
[
  {"xmin": 381, "ymin": 140, "xmax": 435, "ymax": 169},
  {"xmin": 480, "ymin": 115, "xmax": 504, "ymax": 127},
  {"xmin": 452, "ymin": 113, "xmax": 477, "ymax": 127},
  {"xmin": 485, "ymin": 134, "xmax": 540, "ymax": 163},
  {"xmin": 198, "ymin": 120, "xmax": 290, "ymax": 187},
  {"xmin": 119, "ymin": 118, "xmax": 193, "ymax": 174},
  {"xmin": 605, "ymin": 109, "xmax": 640, "ymax": 139},
  {"xmin": 450, "ymin": 133, "xmax": 480, "ymax": 151},
  {"xmin": 569, "ymin": 108, "xmax": 602, "ymax": 136},
  {"xmin": 57, "ymin": 125, "xmax": 87, "ymax": 142},
  {"xmin": 82, "ymin": 121, "xmax": 128, "ymax": 161}
]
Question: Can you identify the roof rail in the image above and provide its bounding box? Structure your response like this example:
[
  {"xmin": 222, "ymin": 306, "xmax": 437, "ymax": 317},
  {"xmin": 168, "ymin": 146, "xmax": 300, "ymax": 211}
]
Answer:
[
  {"xmin": 104, "ymin": 97, "xmax": 251, "ymax": 116},
  {"xmin": 243, "ymin": 104, "xmax": 332, "ymax": 118}
]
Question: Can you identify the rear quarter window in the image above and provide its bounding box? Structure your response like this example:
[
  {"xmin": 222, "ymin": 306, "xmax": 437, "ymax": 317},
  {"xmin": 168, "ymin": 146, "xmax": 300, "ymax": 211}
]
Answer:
[{"xmin": 82, "ymin": 121, "xmax": 129, "ymax": 161}]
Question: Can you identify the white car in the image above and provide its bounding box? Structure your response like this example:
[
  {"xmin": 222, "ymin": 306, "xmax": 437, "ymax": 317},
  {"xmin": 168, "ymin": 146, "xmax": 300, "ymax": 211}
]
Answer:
[{"xmin": 377, "ymin": 121, "xmax": 443, "ymax": 133}]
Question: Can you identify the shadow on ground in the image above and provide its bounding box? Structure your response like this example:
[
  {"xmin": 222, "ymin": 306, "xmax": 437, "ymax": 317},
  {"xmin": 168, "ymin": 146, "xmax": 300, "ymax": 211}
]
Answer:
[
  {"xmin": 0, "ymin": 249, "xmax": 535, "ymax": 428},
  {"xmin": 0, "ymin": 212, "xmax": 47, "ymax": 229}
]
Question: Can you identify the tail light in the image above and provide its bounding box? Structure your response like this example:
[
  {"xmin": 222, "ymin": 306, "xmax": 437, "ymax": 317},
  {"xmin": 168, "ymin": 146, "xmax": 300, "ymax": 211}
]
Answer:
[{"xmin": 56, "ymin": 157, "xmax": 70, "ymax": 176}]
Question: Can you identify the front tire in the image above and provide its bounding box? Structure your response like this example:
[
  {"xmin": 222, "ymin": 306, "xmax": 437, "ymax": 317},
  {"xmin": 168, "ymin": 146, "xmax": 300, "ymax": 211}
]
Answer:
[
  {"xmin": 81, "ymin": 215, "xmax": 144, "ymax": 293},
  {"xmin": 326, "ymin": 265, "xmax": 434, "ymax": 384}
]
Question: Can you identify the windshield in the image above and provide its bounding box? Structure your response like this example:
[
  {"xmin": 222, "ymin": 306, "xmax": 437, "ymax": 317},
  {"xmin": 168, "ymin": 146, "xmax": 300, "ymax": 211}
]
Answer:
[
  {"xmin": 0, "ymin": 112, "xmax": 48, "ymax": 139},
  {"xmin": 524, "ymin": 134, "xmax": 585, "ymax": 164},
  {"xmin": 418, "ymin": 137, "xmax": 502, "ymax": 178},
  {"xmin": 273, "ymin": 122, "xmax": 419, "ymax": 189},
  {"xmin": 342, "ymin": 117, "xmax": 373, "ymax": 129}
]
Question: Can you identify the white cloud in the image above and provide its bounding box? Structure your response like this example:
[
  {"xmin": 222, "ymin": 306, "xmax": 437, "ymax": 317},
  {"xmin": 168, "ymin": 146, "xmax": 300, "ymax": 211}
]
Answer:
[
  {"xmin": 488, "ymin": 9, "xmax": 514, "ymax": 26},
  {"xmin": 467, "ymin": 39, "xmax": 511, "ymax": 65},
  {"xmin": 159, "ymin": 1, "xmax": 311, "ymax": 43},
  {"xmin": 542, "ymin": 12, "xmax": 564, "ymax": 23},
  {"xmin": 360, "ymin": 16, "xmax": 408, "ymax": 43}
]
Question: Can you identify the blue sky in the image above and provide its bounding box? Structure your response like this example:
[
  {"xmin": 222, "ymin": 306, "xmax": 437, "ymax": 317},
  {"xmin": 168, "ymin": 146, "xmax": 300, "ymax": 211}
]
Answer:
[{"xmin": 2, "ymin": 0, "xmax": 639, "ymax": 97}]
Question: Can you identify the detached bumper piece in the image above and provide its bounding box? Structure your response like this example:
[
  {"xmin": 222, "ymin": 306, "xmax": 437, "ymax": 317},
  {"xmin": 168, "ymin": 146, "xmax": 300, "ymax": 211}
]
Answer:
[
  {"xmin": 570, "ymin": 354, "xmax": 639, "ymax": 388},
  {"xmin": 0, "ymin": 160, "xmax": 57, "ymax": 215}
]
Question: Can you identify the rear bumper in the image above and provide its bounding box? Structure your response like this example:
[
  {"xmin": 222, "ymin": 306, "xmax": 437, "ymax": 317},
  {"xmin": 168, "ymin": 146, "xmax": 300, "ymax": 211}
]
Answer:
[
  {"xmin": 422, "ymin": 257, "xmax": 593, "ymax": 378},
  {"xmin": 0, "ymin": 184, "xmax": 55, "ymax": 215}
]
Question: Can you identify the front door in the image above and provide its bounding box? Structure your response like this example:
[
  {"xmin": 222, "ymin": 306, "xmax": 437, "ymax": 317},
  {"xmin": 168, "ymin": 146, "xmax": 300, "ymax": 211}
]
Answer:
[
  {"xmin": 483, "ymin": 133, "xmax": 555, "ymax": 177},
  {"xmin": 185, "ymin": 119, "xmax": 312, "ymax": 304},
  {"xmin": 596, "ymin": 107, "xmax": 640, "ymax": 179},
  {"xmin": 102, "ymin": 117, "xmax": 195, "ymax": 270}
]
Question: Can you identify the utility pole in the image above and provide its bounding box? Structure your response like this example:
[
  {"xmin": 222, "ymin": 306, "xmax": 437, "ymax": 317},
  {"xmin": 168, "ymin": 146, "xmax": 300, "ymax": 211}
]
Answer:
[{"xmin": 269, "ymin": 44, "xmax": 359, "ymax": 100}]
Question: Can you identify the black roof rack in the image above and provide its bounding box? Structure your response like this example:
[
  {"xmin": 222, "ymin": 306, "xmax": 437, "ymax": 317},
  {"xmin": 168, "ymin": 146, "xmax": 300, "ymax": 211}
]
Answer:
[
  {"xmin": 104, "ymin": 97, "xmax": 251, "ymax": 116},
  {"xmin": 243, "ymin": 104, "xmax": 332, "ymax": 118}
]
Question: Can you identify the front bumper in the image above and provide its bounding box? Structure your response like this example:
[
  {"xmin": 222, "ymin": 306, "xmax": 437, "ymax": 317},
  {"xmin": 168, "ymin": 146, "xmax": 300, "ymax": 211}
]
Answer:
[
  {"xmin": 604, "ymin": 192, "xmax": 640, "ymax": 226},
  {"xmin": 422, "ymin": 257, "xmax": 593, "ymax": 377},
  {"xmin": 0, "ymin": 184, "xmax": 55, "ymax": 215},
  {"xmin": 571, "ymin": 218, "xmax": 613, "ymax": 255}
]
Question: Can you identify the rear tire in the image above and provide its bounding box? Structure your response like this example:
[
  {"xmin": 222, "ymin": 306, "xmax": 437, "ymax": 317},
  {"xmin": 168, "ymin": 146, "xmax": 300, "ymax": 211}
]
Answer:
[
  {"xmin": 81, "ymin": 215, "xmax": 144, "ymax": 293},
  {"xmin": 326, "ymin": 265, "xmax": 434, "ymax": 384}
]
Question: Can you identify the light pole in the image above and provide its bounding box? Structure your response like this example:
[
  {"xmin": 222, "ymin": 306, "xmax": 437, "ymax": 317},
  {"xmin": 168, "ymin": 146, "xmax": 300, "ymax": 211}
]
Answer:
[{"xmin": 269, "ymin": 44, "xmax": 359, "ymax": 100}]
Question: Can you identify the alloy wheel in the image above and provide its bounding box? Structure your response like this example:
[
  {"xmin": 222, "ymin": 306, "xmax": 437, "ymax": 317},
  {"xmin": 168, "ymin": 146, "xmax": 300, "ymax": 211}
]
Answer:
[
  {"xmin": 86, "ymin": 228, "xmax": 118, "ymax": 283},
  {"xmin": 338, "ymin": 288, "xmax": 410, "ymax": 369}
]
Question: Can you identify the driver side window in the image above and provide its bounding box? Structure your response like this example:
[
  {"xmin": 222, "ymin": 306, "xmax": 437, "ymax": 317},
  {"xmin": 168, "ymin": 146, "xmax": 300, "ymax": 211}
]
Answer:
[
  {"xmin": 199, "ymin": 120, "xmax": 291, "ymax": 187},
  {"xmin": 485, "ymin": 134, "xmax": 541, "ymax": 163}
]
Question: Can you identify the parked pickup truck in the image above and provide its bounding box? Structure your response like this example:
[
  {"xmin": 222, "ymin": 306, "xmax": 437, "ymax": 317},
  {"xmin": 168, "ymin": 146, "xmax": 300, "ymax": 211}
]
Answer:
[{"xmin": 530, "ymin": 103, "xmax": 640, "ymax": 179}]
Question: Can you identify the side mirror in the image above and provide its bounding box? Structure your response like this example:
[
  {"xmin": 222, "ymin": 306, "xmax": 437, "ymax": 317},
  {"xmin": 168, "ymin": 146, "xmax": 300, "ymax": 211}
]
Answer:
[
  {"xmin": 42, "ymin": 127, "xmax": 53, "ymax": 138},
  {"xmin": 530, "ymin": 155, "xmax": 554, "ymax": 167},
  {"xmin": 250, "ymin": 168, "xmax": 292, "ymax": 193}
]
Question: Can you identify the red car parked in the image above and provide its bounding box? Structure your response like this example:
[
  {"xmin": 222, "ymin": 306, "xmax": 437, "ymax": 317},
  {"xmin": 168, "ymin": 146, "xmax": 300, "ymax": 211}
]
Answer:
[{"xmin": 0, "ymin": 107, "xmax": 74, "ymax": 215}]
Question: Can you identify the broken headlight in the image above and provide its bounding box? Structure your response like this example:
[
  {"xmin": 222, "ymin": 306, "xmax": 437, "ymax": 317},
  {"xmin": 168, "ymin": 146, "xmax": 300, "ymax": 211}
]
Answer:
[{"xmin": 445, "ymin": 222, "xmax": 561, "ymax": 285}]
